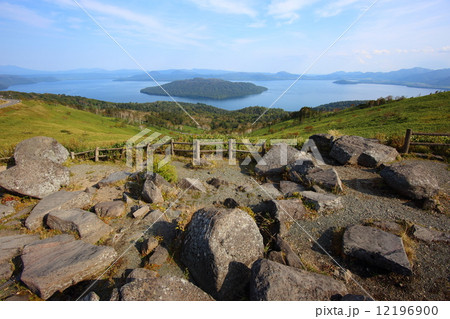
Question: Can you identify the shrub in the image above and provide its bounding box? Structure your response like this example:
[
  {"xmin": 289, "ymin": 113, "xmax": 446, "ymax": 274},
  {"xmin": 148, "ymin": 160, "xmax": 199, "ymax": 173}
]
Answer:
[{"xmin": 152, "ymin": 155, "xmax": 178, "ymax": 182}]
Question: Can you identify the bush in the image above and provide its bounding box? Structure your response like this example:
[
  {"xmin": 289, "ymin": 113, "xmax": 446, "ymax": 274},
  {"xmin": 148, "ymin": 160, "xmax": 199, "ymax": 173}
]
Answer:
[{"xmin": 153, "ymin": 155, "xmax": 178, "ymax": 182}]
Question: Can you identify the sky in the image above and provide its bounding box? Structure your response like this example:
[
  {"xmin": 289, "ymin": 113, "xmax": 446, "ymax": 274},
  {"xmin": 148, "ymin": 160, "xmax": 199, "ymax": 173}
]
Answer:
[{"xmin": 0, "ymin": 0, "xmax": 449, "ymax": 74}]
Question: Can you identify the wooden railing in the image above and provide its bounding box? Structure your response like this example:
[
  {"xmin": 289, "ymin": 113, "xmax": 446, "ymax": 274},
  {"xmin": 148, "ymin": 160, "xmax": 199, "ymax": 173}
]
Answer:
[{"xmin": 401, "ymin": 129, "xmax": 450, "ymax": 153}]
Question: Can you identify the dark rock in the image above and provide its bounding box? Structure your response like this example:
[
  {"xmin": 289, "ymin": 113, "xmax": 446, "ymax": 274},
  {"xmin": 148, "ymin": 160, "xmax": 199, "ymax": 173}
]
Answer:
[
  {"xmin": 97, "ymin": 171, "xmax": 131, "ymax": 188},
  {"xmin": 145, "ymin": 172, "xmax": 172, "ymax": 193},
  {"xmin": 267, "ymin": 199, "xmax": 308, "ymax": 236},
  {"xmin": 223, "ymin": 198, "xmax": 239, "ymax": 208},
  {"xmin": 287, "ymin": 158, "xmax": 319, "ymax": 183},
  {"xmin": 26, "ymin": 190, "xmax": 91, "ymax": 230},
  {"xmin": 81, "ymin": 291, "xmax": 100, "ymax": 301},
  {"xmin": 309, "ymin": 134, "xmax": 334, "ymax": 155},
  {"xmin": 47, "ymin": 208, "xmax": 113, "ymax": 244},
  {"xmin": 181, "ymin": 207, "xmax": 264, "ymax": 300},
  {"xmin": 250, "ymin": 259, "xmax": 347, "ymax": 301},
  {"xmin": 279, "ymin": 181, "xmax": 306, "ymax": 197},
  {"xmin": 148, "ymin": 245, "xmax": 169, "ymax": 265},
  {"xmin": 207, "ymin": 177, "xmax": 229, "ymax": 189},
  {"xmin": 178, "ymin": 178, "xmax": 206, "ymax": 192},
  {"xmin": 0, "ymin": 203, "xmax": 14, "ymax": 218},
  {"xmin": 120, "ymin": 275, "xmax": 213, "ymax": 301},
  {"xmin": 0, "ymin": 262, "xmax": 13, "ymax": 280},
  {"xmin": 274, "ymin": 236, "xmax": 304, "ymax": 269},
  {"xmin": 13, "ymin": 136, "xmax": 69, "ymax": 166},
  {"xmin": 380, "ymin": 162, "xmax": 439, "ymax": 200},
  {"xmin": 255, "ymin": 143, "xmax": 304, "ymax": 176},
  {"xmin": 305, "ymin": 168, "xmax": 343, "ymax": 192},
  {"xmin": 94, "ymin": 201, "xmax": 126, "ymax": 218},
  {"xmin": 0, "ymin": 234, "xmax": 40, "ymax": 263},
  {"xmin": 300, "ymin": 191, "xmax": 343, "ymax": 212},
  {"xmin": 343, "ymin": 225, "xmax": 412, "ymax": 275},
  {"xmin": 141, "ymin": 179, "xmax": 164, "ymax": 204},
  {"xmin": 267, "ymin": 250, "xmax": 285, "ymax": 264},
  {"xmin": 411, "ymin": 225, "xmax": 450, "ymax": 244},
  {"xmin": 139, "ymin": 237, "xmax": 159, "ymax": 257},
  {"xmin": 20, "ymin": 235, "xmax": 117, "ymax": 300}
]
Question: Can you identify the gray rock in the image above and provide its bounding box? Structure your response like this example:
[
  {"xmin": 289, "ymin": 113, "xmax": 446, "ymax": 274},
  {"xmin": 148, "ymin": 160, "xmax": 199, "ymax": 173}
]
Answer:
[
  {"xmin": 94, "ymin": 201, "xmax": 126, "ymax": 218},
  {"xmin": 126, "ymin": 268, "xmax": 157, "ymax": 282},
  {"xmin": 260, "ymin": 183, "xmax": 283, "ymax": 198},
  {"xmin": 207, "ymin": 177, "xmax": 229, "ymax": 189},
  {"xmin": 0, "ymin": 160, "xmax": 70, "ymax": 199},
  {"xmin": 141, "ymin": 180, "xmax": 164, "ymax": 203},
  {"xmin": 267, "ymin": 250, "xmax": 285, "ymax": 265},
  {"xmin": 343, "ymin": 225, "xmax": 412, "ymax": 275},
  {"xmin": 81, "ymin": 291, "xmax": 100, "ymax": 301},
  {"xmin": 97, "ymin": 171, "xmax": 131, "ymax": 188},
  {"xmin": 122, "ymin": 192, "xmax": 134, "ymax": 205},
  {"xmin": 181, "ymin": 207, "xmax": 264, "ymax": 300},
  {"xmin": 0, "ymin": 262, "xmax": 13, "ymax": 280},
  {"xmin": 148, "ymin": 245, "xmax": 169, "ymax": 265},
  {"xmin": 312, "ymin": 185, "xmax": 327, "ymax": 194},
  {"xmin": 309, "ymin": 134, "xmax": 334, "ymax": 155},
  {"xmin": 20, "ymin": 235, "xmax": 117, "ymax": 300},
  {"xmin": 370, "ymin": 221, "xmax": 403, "ymax": 234},
  {"xmin": 411, "ymin": 225, "xmax": 450, "ymax": 244},
  {"xmin": 47, "ymin": 208, "xmax": 113, "ymax": 244},
  {"xmin": 145, "ymin": 172, "xmax": 172, "ymax": 191},
  {"xmin": 13, "ymin": 136, "xmax": 69, "ymax": 166},
  {"xmin": 267, "ymin": 199, "xmax": 308, "ymax": 236},
  {"xmin": 0, "ymin": 203, "xmax": 15, "ymax": 218},
  {"xmin": 132, "ymin": 205, "xmax": 150, "ymax": 219},
  {"xmin": 380, "ymin": 161, "xmax": 440, "ymax": 200},
  {"xmin": 139, "ymin": 237, "xmax": 159, "ymax": 257},
  {"xmin": 178, "ymin": 178, "xmax": 206, "ymax": 192},
  {"xmin": 0, "ymin": 234, "xmax": 40, "ymax": 263},
  {"xmin": 305, "ymin": 167, "xmax": 343, "ymax": 192},
  {"xmin": 288, "ymin": 158, "xmax": 319, "ymax": 183},
  {"xmin": 223, "ymin": 198, "xmax": 239, "ymax": 208},
  {"xmin": 142, "ymin": 209, "xmax": 164, "ymax": 225},
  {"xmin": 330, "ymin": 135, "xmax": 398, "ymax": 167},
  {"xmin": 255, "ymin": 143, "xmax": 304, "ymax": 175},
  {"xmin": 274, "ymin": 236, "xmax": 304, "ymax": 269},
  {"xmin": 109, "ymin": 288, "xmax": 120, "ymax": 301},
  {"xmin": 120, "ymin": 275, "xmax": 213, "ymax": 301},
  {"xmin": 250, "ymin": 259, "xmax": 347, "ymax": 301},
  {"xmin": 300, "ymin": 191, "xmax": 343, "ymax": 212},
  {"xmin": 279, "ymin": 180, "xmax": 306, "ymax": 197},
  {"xmin": 84, "ymin": 186, "xmax": 97, "ymax": 195},
  {"xmin": 26, "ymin": 190, "xmax": 91, "ymax": 230}
]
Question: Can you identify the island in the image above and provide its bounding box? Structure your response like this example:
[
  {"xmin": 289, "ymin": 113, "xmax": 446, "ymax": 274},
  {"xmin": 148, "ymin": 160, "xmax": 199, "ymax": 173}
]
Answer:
[{"xmin": 140, "ymin": 78, "xmax": 268, "ymax": 100}]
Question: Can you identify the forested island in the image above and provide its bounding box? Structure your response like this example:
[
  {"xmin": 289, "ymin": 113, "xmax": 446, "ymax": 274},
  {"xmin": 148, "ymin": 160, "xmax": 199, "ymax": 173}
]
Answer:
[{"xmin": 140, "ymin": 78, "xmax": 268, "ymax": 100}]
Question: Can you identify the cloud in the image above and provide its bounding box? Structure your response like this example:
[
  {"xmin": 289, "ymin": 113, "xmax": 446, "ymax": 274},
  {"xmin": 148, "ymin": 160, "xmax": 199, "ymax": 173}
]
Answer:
[
  {"xmin": 0, "ymin": 1, "xmax": 53, "ymax": 28},
  {"xmin": 373, "ymin": 49, "xmax": 390, "ymax": 55},
  {"xmin": 316, "ymin": 0, "xmax": 363, "ymax": 18},
  {"xmin": 267, "ymin": 0, "xmax": 318, "ymax": 23},
  {"xmin": 187, "ymin": 0, "xmax": 257, "ymax": 17}
]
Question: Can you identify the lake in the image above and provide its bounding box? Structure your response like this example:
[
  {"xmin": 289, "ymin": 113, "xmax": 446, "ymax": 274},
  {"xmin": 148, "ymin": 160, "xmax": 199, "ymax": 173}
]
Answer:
[{"xmin": 3, "ymin": 79, "xmax": 441, "ymax": 111}]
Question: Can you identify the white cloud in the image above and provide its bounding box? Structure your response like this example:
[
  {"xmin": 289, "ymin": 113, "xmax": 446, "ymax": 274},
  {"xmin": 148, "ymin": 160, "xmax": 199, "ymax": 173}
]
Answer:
[
  {"xmin": 316, "ymin": 0, "xmax": 363, "ymax": 18},
  {"xmin": 0, "ymin": 1, "xmax": 53, "ymax": 28},
  {"xmin": 373, "ymin": 49, "xmax": 390, "ymax": 55},
  {"xmin": 267, "ymin": 0, "xmax": 318, "ymax": 22},
  {"xmin": 187, "ymin": 0, "xmax": 257, "ymax": 17}
]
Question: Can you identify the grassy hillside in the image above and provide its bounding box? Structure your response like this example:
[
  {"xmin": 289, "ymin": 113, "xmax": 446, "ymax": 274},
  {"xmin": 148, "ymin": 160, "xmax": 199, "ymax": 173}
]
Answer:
[
  {"xmin": 250, "ymin": 92, "xmax": 450, "ymax": 142},
  {"xmin": 0, "ymin": 100, "xmax": 175, "ymax": 157}
]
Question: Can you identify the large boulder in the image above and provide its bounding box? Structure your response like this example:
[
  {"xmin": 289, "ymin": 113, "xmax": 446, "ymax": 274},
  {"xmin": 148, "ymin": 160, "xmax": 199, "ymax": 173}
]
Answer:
[
  {"xmin": 343, "ymin": 225, "xmax": 412, "ymax": 275},
  {"xmin": 309, "ymin": 134, "xmax": 335, "ymax": 155},
  {"xmin": 120, "ymin": 275, "xmax": 213, "ymax": 301},
  {"xmin": 0, "ymin": 234, "xmax": 39, "ymax": 264},
  {"xmin": 178, "ymin": 178, "xmax": 206, "ymax": 193},
  {"xmin": 20, "ymin": 235, "xmax": 117, "ymax": 300},
  {"xmin": 145, "ymin": 172, "xmax": 172, "ymax": 192},
  {"xmin": 141, "ymin": 180, "xmax": 164, "ymax": 203},
  {"xmin": 300, "ymin": 191, "xmax": 343, "ymax": 212},
  {"xmin": 181, "ymin": 207, "xmax": 264, "ymax": 300},
  {"xmin": 330, "ymin": 135, "xmax": 398, "ymax": 167},
  {"xmin": 250, "ymin": 259, "xmax": 347, "ymax": 301},
  {"xmin": 47, "ymin": 208, "xmax": 113, "ymax": 244},
  {"xmin": 255, "ymin": 143, "xmax": 304, "ymax": 175},
  {"xmin": 267, "ymin": 199, "xmax": 308, "ymax": 236},
  {"xmin": 13, "ymin": 136, "xmax": 69, "ymax": 166},
  {"xmin": 279, "ymin": 181, "xmax": 306, "ymax": 197},
  {"xmin": 25, "ymin": 190, "xmax": 91, "ymax": 230},
  {"xmin": 380, "ymin": 161, "xmax": 439, "ymax": 200},
  {"xmin": 94, "ymin": 201, "xmax": 126, "ymax": 218},
  {"xmin": 304, "ymin": 168, "xmax": 343, "ymax": 192}
]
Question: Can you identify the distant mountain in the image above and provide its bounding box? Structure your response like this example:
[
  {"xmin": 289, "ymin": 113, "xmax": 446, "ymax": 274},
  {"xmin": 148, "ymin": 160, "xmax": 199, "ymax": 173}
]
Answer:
[
  {"xmin": 140, "ymin": 78, "xmax": 268, "ymax": 100},
  {"xmin": 0, "ymin": 75, "xmax": 57, "ymax": 90}
]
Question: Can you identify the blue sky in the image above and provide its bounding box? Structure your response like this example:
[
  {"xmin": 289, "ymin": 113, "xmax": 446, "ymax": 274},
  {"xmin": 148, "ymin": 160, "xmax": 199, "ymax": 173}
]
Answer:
[{"xmin": 0, "ymin": 0, "xmax": 449, "ymax": 73}]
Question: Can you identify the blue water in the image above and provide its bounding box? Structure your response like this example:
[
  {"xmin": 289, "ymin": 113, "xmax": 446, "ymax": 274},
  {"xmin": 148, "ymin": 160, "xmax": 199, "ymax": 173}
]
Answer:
[{"xmin": 3, "ymin": 79, "xmax": 440, "ymax": 111}]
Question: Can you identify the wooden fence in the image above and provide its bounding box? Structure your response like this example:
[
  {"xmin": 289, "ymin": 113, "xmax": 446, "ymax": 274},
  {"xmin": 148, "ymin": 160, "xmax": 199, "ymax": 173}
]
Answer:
[{"xmin": 401, "ymin": 129, "xmax": 450, "ymax": 153}]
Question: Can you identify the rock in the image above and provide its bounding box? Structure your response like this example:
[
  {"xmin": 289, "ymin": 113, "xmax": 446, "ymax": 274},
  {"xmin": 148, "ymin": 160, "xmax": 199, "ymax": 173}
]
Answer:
[
  {"xmin": 145, "ymin": 172, "xmax": 172, "ymax": 192},
  {"xmin": 380, "ymin": 162, "xmax": 440, "ymax": 200},
  {"xmin": 148, "ymin": 245, "xmax": 169, "ymax": 265},
  {"xmin": 309, "ymin": 134, "xmax": 334, "ymax": 155},
  {"xmin": 267, "ymin": 250, "xmax": 285, "ymax": 264},
  {"xmin": 0, "ymin": 234, "xmax": 40, "ymax": 263},
  {"xmin": 207, "ymin": 177, "xmax": 229, "ymax": 189},
  {"xmin": 300, "ymin": 191, "xmax": 343, "ymax": 212},
  {"xmin": 250, "ymin": 259, "xmax": 347, "ymax": 301},
  {"xmin": 260, "ymin": 183, "xmax": 282, "ymax": 198},
  {"xmin": 370, "ymin": 221, "xmax": 403, "ymax": 234},
  {"xmin": 267, "ymin": 199, "xmax": 308, "ymax": 236},
  {"xmin": 120, "ymin": 275, "xmax": 213, "ymax": 301},
  {"xmin": 47, "ymin": 208, "xmax": 113, "ymax": 244},
  {"xmin": 255, "ymin": 143, "xmax": 304, "ymax": 176},
  {"xmin": 20, "ymin": 235, "xmax": 117, "ymax": 300},
  {"xmin": 122, "ymin": 192, "xmax": 134, "ymax": 205},
  {"xmin": 274, "ymin": 236, "xmax": 304, "ymax": 269},
  {"xmin": 287, "ymin": 158, "xmax": 319, "ymax": 183},
  {"xmin": 126, "ymin": 268, "xmax": 157, "ymax": 282},
  {"xmin": 26, "ymin": 190, "xmax": 91, "ymax": 230},
  {"xmin": 312, "ymin": 185, "xmax": 327, "ymax": 194},
  {"xmin": 223, "ymin": 198, "xmax": 239, "ymax": 208},
  {"xmin": 236, "ymin": 184, "xmax": 253, "ymax": 193},
  {"xmin": 411, "ymin": 225, "xmax": 450, "ymax": 244},
  {"xmin": 13, "ymin": 136, "xmax": 69, "ymax": 166},
  {"xmin": 84, "ymin": 186, "xmax": 97, "ymax": 195},
  {"xmin": 94, "ymin": 201, "xmax": 126, "ymax": 218},
  {"xmin": 305, "ymin": 168, "xmax": 343, "ymax": 192},
  {"xmin": 141, "ymin": 179, "xmax": 164, "ymax": 203},
  {"xmin": 142, "ymin": 209, "xmax": 164, "ymax": 225},
  {"xmin": 343, "ymin": 225, "xmax": 412, "ymax": 275},
  {"xmin": 110, "ymin": 288, "xmax": 120, "ymax": 301},
  {"xmin": 139, "ymin": 237, "xmax": 159, "ymax": 257},
  {"xmin": 178, "ymin": 178, "xmax": 206, "ymax": 192},
  {"xmin": 81, "ymin": 291, "xmax": 100, "ymax": 301},
  {"xmin": 97, "ymin": 171, "xmax": 131, "ymax": 188},
  {"xmin": 0, "ymin": 262, "xmax": 13, "ymax": 280},
  {"xmin": 132, "ymin": 205, "xmax": 150, "ymax": 219},
  {"xmin": 330, "ymin": 135, "xmax": 398, "ymax": 167},
  {"xmin": 181, "ymin": 207, "xmax": 264, "ymax": 300},
  {"xmin": 0, "ymin": 160, "xmax": 70, "ymax": 199},
  {"xmin": 0, "ymin": 203, "xmax": 14, "ymax": 218},
  {"xmin": 279, "ymin": 181, "xmax": 306, "ymax": 197}
]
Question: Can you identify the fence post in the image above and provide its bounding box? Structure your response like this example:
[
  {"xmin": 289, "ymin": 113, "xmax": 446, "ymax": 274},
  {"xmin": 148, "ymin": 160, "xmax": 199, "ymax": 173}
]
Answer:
[
  {"xmin": 70, "ymin": 152, "xmax": 75, "ymax": 160},
  {"xmin": 170, "ymin": 139, "xmax": 175, "ymax": 156},
  {"xmin": 94, "ymin": 147, "xmax": 99, "ymax": 162},
  {"xmin": 228, "ymin": 139, "xmax": 236, "ymax": 165},
  {"xmin": 262, "ymin": 141, "xmax": 267, "ymax": 155},
  {"xmin": 402, "ymin": 129, "xmax": 412, "ymax": 153},
  {"xmin": 194, "ymin": 140, "xmax": 201, "ymax": 164}
]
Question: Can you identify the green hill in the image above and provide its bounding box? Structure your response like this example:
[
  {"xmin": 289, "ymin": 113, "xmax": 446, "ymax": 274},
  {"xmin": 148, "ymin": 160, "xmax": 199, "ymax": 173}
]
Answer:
[{"xmin": 140, "ymin": 78, "xmax": 268, "ymax": 100}]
